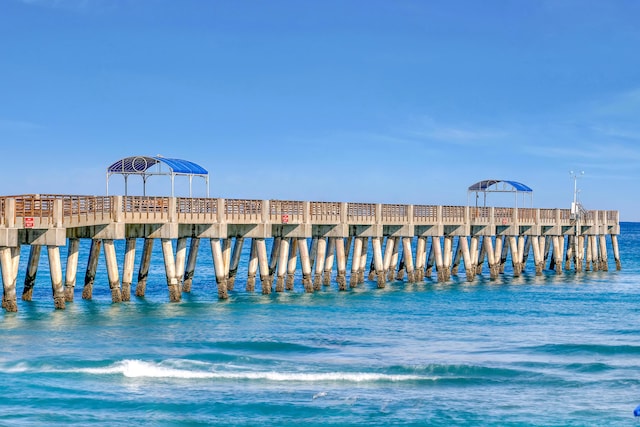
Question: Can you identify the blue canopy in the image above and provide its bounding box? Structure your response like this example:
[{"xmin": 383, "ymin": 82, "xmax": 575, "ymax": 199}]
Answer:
[
  {"xmin": 467, "ymin": 179, "xmax": 533, "ymax": 208},
  {"xmin": 106, "ymin": 155, "xmax": 209, "ymax": 197},
  {"xmin": 107, "ymin": 156, "xmax": 208, "ymax": 175},
  {"xmin": 468, "ymin": 179, "xmax": 532, "ymax": 192}
]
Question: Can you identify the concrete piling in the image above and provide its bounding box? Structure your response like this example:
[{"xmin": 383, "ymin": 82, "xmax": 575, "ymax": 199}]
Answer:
[
  {"xmin": 228, "ymin": 237, "xmax": 244, "ymax": 290},
  {"xmin": 22, "ymin": 245, "xmax": 41, "ymax": 301},
  {"xmin": 161, "ymin": 238, "xmax": 180, "ymax": 302},
  {"xmin": 257, "ymin": 238, "xmax": 272, "ymax": 294},
  {"xmin": 298, "ymin": 238, "xmax": 313, "ymax": 292},
  {"xmin": 335, "ymin": 237, "xmax": 347, "ymax": 291},
  {"xmin": 183, "ymin": 237, "xmax": 200, "ymax": 292},
  {"xmin": 48, "ymin": 245, "xmax": 66, "ymax": 309},
  {"xmin": 402, "ymin": 237, "xmax": 415, "ymax": 283},
  {"xmin": 121, "ymin": 238, "xmax": 136, "ymax": 301},
  {"xmin": 135, "ymin": 238, "xmax": 153, "ymax": 297},
  {"xmin": 372, "ymin": 236, "xmax": 385, "ymax": 288},
  {"xmin": 276, "ymin": 237, "xmax": 290, "ymax": 292},
  {"xmin": 64, "ymin": 238, "xmax": 80, "ymax": 301},
  {"xmin": 174, "ymin": 237, "xmax": 188, "ymax": 291},
  {"xmin": 612, "ymin": 235, "xmax": 621, "ymax": 270},
  {"xmin": 247, "ymin": 239, "xmax": 258, "ymax": 292},
  {"xmin": 82, "ymin": 239, "xmax": 102, "ymax": 300},
  {"xmin": 211, "ymin": 238, "xmax": 228, "ymax": 299},
  {"xmin": 313, "ymin": 237, "xmax": 327, "ymax": 290},
  {"xmin": 286, "ymin": 238, "xmax": 298, "ymax": 291},
  {"xmin": 349, "ymin": 237, "xmax": 363, "ymax": 288},
  {"xmin": 323, "ymin": 237, "xmax": 335, "ymax": 286}
]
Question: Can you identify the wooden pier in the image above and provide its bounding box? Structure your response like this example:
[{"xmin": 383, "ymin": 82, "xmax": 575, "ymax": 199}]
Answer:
[{"xmin": 0, "ymin": 194, "xmax": 621, "ymax": 312}]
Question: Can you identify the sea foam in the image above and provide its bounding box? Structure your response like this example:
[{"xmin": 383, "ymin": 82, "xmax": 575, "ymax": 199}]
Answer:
[{"xmin": 74, "ymin": 359, "xmax": 429, "ymax": 382}]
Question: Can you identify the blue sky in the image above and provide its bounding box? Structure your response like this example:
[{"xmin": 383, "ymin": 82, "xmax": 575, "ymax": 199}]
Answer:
[{"xmin": 2, "ymin": 0, "xmax": 640, "ymax": 220}]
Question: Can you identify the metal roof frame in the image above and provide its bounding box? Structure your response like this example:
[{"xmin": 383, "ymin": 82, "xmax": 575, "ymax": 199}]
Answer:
[
  {"xmin": 106, "ymin": 155, "xmax": 209, "ymax": 197},
  {"xmin": 467, "ymin": 179, "xmax": 533, "ymax": 209}
]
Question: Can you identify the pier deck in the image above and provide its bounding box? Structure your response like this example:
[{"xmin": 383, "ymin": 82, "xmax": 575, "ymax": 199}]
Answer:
[{"xmin": 0, "ymin": 194, "xmax": 621, "ymax": 312}]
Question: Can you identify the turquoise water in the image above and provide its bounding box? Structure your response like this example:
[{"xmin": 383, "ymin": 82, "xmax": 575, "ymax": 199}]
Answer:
[{"xmin": 2, "ymin": 224, "xmax": 640, "ymax": 426}]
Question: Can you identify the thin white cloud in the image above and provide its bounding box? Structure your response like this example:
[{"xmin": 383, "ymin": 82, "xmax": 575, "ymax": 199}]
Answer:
[
  {"xmin": 404, "ymin": 116, "xmax": 509, "ymax": 146},
  {"xmin": 593, "ymin": 87, "xmax": 640, "ymax": 118},
  {"xmin": 0, "ymin": 118, "xmax": 42, "ymax": 131},
  {"xmin": 18, "ymin": 0, "xmax": 106, "ymax": 12}
]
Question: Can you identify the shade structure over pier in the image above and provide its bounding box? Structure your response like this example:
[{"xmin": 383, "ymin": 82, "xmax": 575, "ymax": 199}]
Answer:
[
  {"xmin": 106, "ymin": 156, "xmax": 209, "ymax": 197},
  {"xmin": 467, "ymin": 179, "xmax": 533, "ymax": 208}
]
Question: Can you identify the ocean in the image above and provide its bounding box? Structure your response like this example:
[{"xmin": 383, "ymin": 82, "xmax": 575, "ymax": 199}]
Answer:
[{"xmin": 1, "ymin": 223, "xmax": 640, "ymax": 426}]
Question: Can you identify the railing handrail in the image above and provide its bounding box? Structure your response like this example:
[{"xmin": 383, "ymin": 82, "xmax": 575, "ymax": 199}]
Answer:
[{"xmin": 0, "ymin": 195, "xmax": 620, "ymax": 230}]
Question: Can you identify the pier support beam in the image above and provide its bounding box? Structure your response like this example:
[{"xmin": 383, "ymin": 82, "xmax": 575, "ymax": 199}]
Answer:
[
  {"xmin": 313, "ymin": 237, "xmax": 327, "ymax": 290},
  {"xmin": 575, "ymin": 235, "xmax": 585, "ymax": 272},
  {"xmin": 103, "ymin": 239, "xmax": 123, "ymax": 303},
  {"xmin": 269, "ymin": 237, "xmax": 281, "ymax": 289},
  {"xmin": 276, "ymin": 237, "xmax": 290, "ymax": 292},
  {"xmin": 121, "ymin": 238, "xmax": 136, "ymax": 301},
  {"xmin": 476, "ymin": 237, "xmax": 486, "ymax": 275},
  {"xmin": 247, "ymin": 239, "xmax": 258, "ymax": 292},
  {"xmin": 1, "ymin": 247, "xmax": 20, "ymax": 312},
  {"xmin": 211, "ymin": 238, "xmax": 228, "ymax": 299},
  {"xmin": 349, "ymin": 237, "xmax": 363, "ymax": 288},
  {"xmin": 495, "ymin": 236, "xmax": 505, "ymax": 275},
  {"xmin": 389, "ymin": 237, "xmax": 400, "ymax": 282},
  {"xmin": 459, "ymin": 236, "xmax": 473, "ymax": 282},
  {"xmin": 136, "ymin": 238, "xmax": 153, "ymax": 297},
  {"xmin": 426, "ymin": 239, "xmax": 435, "ymax": 278},
  {"xmin": 174, "ymin": 237, "xmax": 188, "ymax": 292},
  {"xmin": 48, "ymin": 245, "xmax": 65, "ymax": 309},
  {"xmin": 161, "ymin": 238, "xmax": 180, "ymax": 302},
  {"xmin": 469, "ymin": 236, "xmax": 479, "ymax": 281},
  {"xmin": 257, "ymin": 238, "xmax": 272, "ymax": 294},
  {"xmin": 590, "ymin": 235, "xmax": 599, "ymax": 272},
  {"xmin": 612, "ymin": 235, "xmax": 621, "ymax": 270},
  {"xmin": 323, "ymin": 237, "xmax": 335, "ymax": 286},
  {"xmin": 372, "ymin": 236, "xmax": 385, "ymax": 288},
  {"xmin": 22, "ymin": 245, "xmax": 41, "ymax": 301},
  {"xmin": 82, "ymin": 239, "xmax": 102, "ymax": 300},
  {"xmin": 532, "ymin": 236, "xmax": 543, "ymax": 275},
  {"xmin": 415, "ymin": 236, "xmax": 426, "ymax": 282},
  {"xmin": 227, "ymin": 237, "xmax": 244, "ymax": 290},
  {"xmin": 485, "ymin": 237, "xmax": 499, "ymax": 279},
  {"xmin": 599, "ymin": 235, "xmax": 609, "ymax": 272},
  {"xmin": 359, "ymin": 237, "xmax": 368, "ymax": 284},
  {"xmin": 298, "ymin": 238, "xmax": 313, "ymax": 293},
  {"xmin": 564, "ymin": 236, "xmax": 574, "ymax": 271},
  {"xmin": 585, "ymin": 235, "xmax": 593, "ymax": 271},
  {"xmin": 443, "ymin": 236, "xmax": 453, "ymax": 281},
  {"xmin": 402, "ymin": 237, "xmax": 415, "ymax": 283},
  {"xmin": 382, "ymin": 236, "xmax": 395, "ymax": 282},
  {"xmin": 433, "ymin": 236, "xmax": 445, "ymax": 282},
  {"xmin": 509, "ymin": 236, "xmax": 521, "ymax": 277},
  {"xmin": 183, "ymin": 237, "xmax": 200, "ymax": 292},
  {"xmin": 522, "ymin": 236, "xmax": 531, "ymax": 267},
  {"xmin": 552, "ymin": 236, "xmax": 564, "ymax": 275},
  {"xmin": 335, "ymin": 238, "xmax": 347, "ymax": 291},
  {"xmin": 286, "ymin": 238, "xmax": 298, "ymax": 291},
  {"xmin": 64, "ymin": 238, "xmax": 80, "ymax": 302},
  {"xmin": 451, "ymin": 238, "xmax": 463, "ymax": 277}
]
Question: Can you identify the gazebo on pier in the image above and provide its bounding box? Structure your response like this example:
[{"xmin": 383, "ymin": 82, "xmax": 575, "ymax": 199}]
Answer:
[
  {"xmin": 106, "ymin": 155, "xmax": 209, "ymax": 197},
  {"xmin": 467, "ymin": 179, "xmax": 533, "ymax": 209}
]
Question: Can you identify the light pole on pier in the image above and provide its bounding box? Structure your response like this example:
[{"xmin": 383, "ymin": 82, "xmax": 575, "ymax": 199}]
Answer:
[
  {"xmin": 570, "ymin": 170, "xmax": 584, "ymax": 268},
  {"xmin": 570, "ymin": 170, "xmax": 584, "ymax": 219}
]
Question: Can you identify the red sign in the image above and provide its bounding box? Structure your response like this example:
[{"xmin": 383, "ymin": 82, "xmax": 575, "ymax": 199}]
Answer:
[
  {"xmin": 281, "ymin": 214, "xmax": 289, "ymax": 224},
  {"xmin": 24, "ymin": 217, "xmax": 34, "ymax": 228}
]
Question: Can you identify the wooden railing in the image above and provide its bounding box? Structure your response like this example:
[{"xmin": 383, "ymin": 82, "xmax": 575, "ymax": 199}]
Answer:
[{"xmin": 0, "ymin": 195, "xmax": 620, "ymax": 231}]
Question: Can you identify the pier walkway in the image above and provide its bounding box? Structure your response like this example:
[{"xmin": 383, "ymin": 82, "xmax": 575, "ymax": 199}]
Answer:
[{"xmin": 0, "ymin": 194, "xmax": 621, "ymax": 312}]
